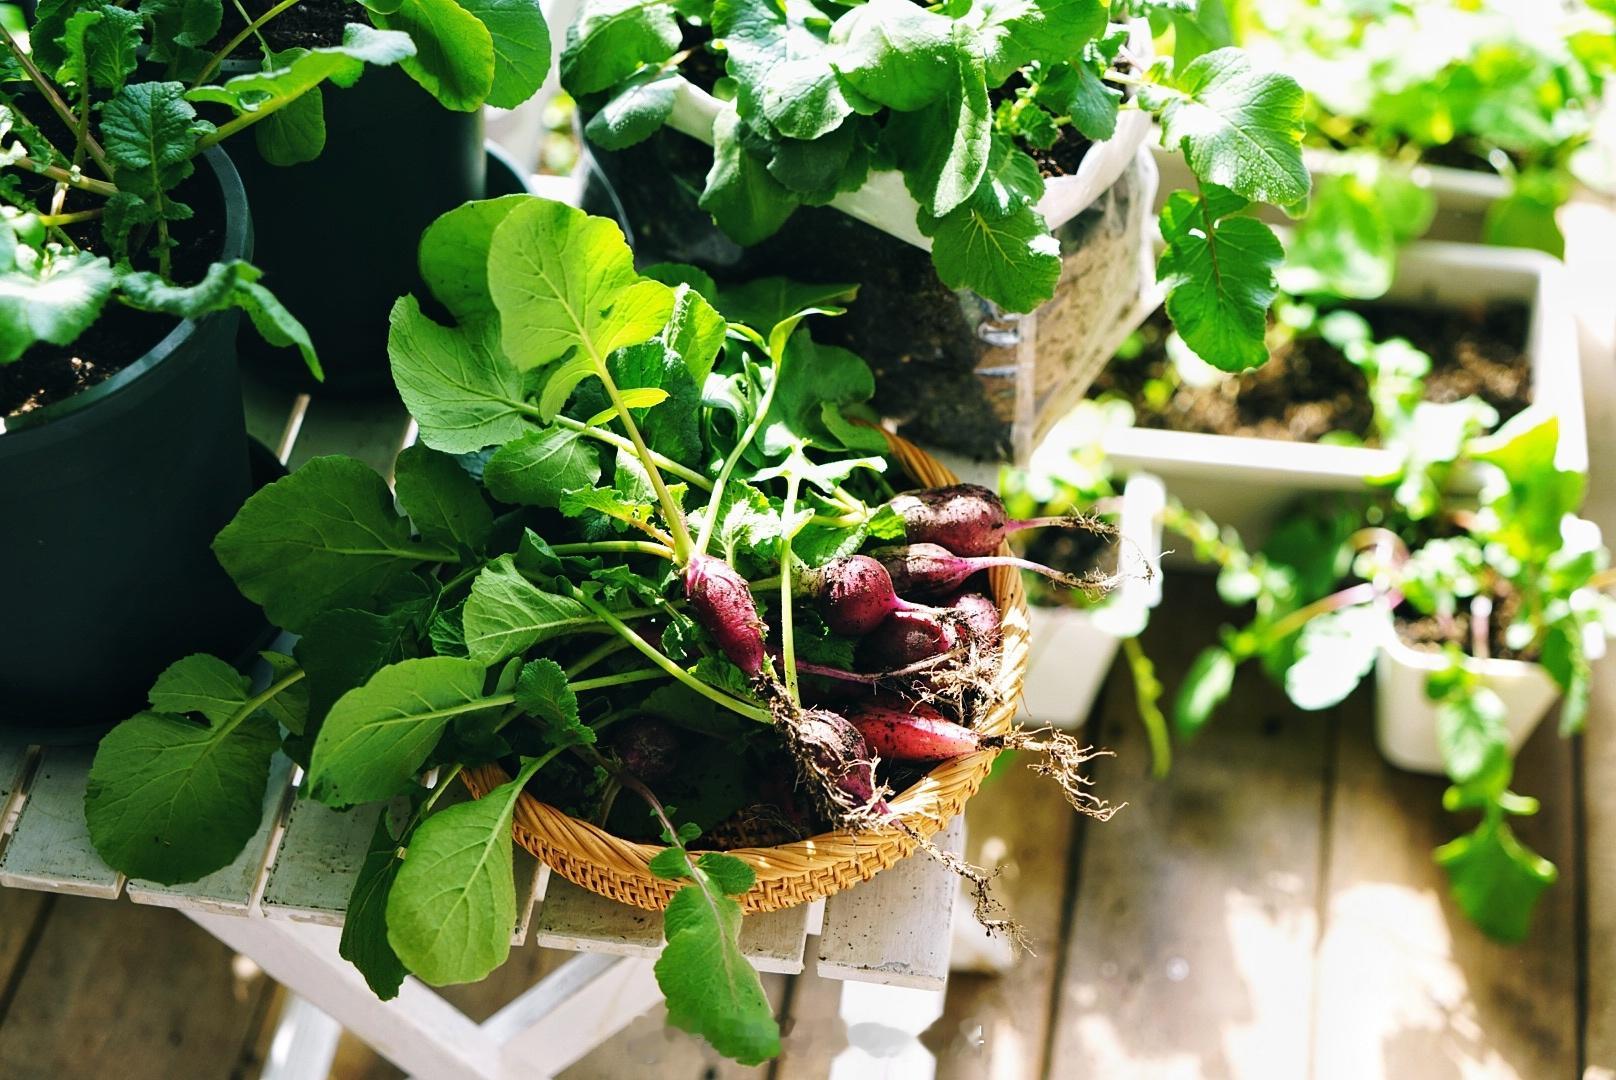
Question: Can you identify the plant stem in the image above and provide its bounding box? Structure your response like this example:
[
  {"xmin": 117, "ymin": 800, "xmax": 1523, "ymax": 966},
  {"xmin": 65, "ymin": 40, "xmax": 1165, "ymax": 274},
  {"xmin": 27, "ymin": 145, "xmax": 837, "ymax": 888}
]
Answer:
[
  {"xmin": 695, "ymin": 353, "xmax": 787, "ymax": 556},
  {"xmin": 1122, "ymin": 636, "xmax": 1171, "ymax": 779},
  {"xmin": 591, "ymin": 360, "xmax": 696, "ymax": 562},
  {"xmin": 570, "ymin": 668, "xmax": 670, "ymax": 693},
  {"xmin": 548, "ymin": 413, "xmax": 712, "ymax": 490},
  {"xmin": 570, "ymin": 588, "xmax": 771, "ymax": 724},
  {"xmin": 778, "ymin": 471, "xmax": 804, "ymax": 706},
  {"xmin": 551, "ymin": 540, "xmax": 674, "ymax": 559},
  {"xmin": 13, "ymin": 156, "xmax": 118, "ymax": 198},
  {"xmin": 193, "ymin": 0, "xmax": 305, "ymax": 86},
  {"xmin": 1263, "ymin": 580, "xmax": 1382, "ymax": 644},
  {"xmin": 0, "ymin": 24, "xmax": 112, "ymax": 177},
  {"xmin": 565, "ymin": 637, "xmax": 633, "ymax": 678},
  {"xmin": 37, "ymin": 208, "xmax": 103, "ymax": 226}
]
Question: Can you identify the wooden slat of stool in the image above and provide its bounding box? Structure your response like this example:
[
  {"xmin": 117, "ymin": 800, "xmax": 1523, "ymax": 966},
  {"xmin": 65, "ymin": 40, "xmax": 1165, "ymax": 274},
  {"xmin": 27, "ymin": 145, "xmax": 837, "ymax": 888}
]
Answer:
[
  {"xmin": 126, "ymin": 753, "xmax": 298, "ymax": 914},
  {"xmin": 0, "ymin": 746, "xmax": 124, "ymax": 898},
  {"xmin": 0, "ymin": 738, "xmax": 36, "ymax": 847},
  {"xmin": 260, "ymin": 795, "xmax": 386, "ymax": 924},
  {"xmin": 286, "ymin": 397, "xmax": 414, "ymax": 478},
  {"xmin": 816, "ymin": 816, "xmax": 963, "ymax": 990}
]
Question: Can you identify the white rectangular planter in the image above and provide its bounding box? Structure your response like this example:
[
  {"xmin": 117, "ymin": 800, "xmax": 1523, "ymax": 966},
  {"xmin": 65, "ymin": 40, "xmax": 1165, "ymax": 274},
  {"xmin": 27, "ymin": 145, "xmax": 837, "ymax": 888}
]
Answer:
[
  {"xmin": 1016, "ymin": 472, "xmax": 1166, "ymax": 730},
  {"xmin": 1101, "ymin": 240, "xmax": 1586, "ymax": 553}
]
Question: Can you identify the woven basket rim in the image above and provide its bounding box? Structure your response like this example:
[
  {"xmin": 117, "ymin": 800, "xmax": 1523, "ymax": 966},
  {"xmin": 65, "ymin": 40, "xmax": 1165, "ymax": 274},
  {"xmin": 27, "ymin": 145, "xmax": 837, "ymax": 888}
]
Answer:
[{"xmin": 464, "ymin": 427, "xmax": 1030, "ymax": 910}]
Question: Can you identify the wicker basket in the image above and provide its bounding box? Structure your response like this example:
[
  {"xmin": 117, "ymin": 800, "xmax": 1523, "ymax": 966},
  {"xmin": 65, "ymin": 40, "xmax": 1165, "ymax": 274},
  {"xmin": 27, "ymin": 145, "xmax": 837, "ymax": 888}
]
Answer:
[{"xmin": 462, "ymin": 428, "xmax": 1031, "ymax": 914}]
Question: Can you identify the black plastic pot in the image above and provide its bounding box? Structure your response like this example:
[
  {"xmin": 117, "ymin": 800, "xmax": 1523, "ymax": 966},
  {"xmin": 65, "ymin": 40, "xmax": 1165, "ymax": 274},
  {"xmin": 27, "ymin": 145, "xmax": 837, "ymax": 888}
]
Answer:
[
  {"xmin": 1, "ymin": 147, "xmax": 265, "ymax": 744},
  {"xmin": 230, "ymin": 63, "xmax": 486, "ymax": 396}
]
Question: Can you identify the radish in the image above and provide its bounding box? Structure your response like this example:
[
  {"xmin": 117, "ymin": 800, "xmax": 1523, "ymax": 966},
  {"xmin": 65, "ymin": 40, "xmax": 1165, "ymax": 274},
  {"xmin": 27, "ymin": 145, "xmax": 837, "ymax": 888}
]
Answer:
[
  {"xmin": 946, "ymin": 591, "xmax": 1001, "ymax": 650},
  {"xmin": 612, "ymin": 718, "xmax": 680, "ymax": 782},
  {"xmin": 685, "ymin": 554, "xmax": 767, "ymax": 676},
  {"xmin": 858, "ymin": 609, "xmax": 959, "ymax": 671},
  {"xmin": 776, "ymin": 707, "xmax": 889, "ymax": 820},
  {"xmin": 872, "ymin": 542, "xmax": 1082, "ymax": 601},
  {"xmin": 798, "ymin": 554, "xmax": 936, "ymax": 636},
  {"xmin": 888, "ymin": 483, "xmax": 1095, "ymax": 558},
  {"xmin": 848, "ymin": 698, "xmax": 978, "ymax": 762}
]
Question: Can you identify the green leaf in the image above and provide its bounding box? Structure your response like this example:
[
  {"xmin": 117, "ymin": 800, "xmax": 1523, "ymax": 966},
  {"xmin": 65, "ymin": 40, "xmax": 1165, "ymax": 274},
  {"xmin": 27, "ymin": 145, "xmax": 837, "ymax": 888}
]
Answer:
[
  {"xmin": 212, "ymin": 456, "xmax": 437, "ymax": 634},
  {"xmin": 341, "ymin": 812, "xmax": 411, "ymax": 1000},
  {"xmin": 148, "ymin": 655, "xmax": 251, "ymax": 724},
  {"xmin": 388, "ymin": 296, "xmax": 530, "ymax": 453},
  {"xmin": 139, "ymin": 0, "xmax": 221, "ymax": 62},
  {"xmin": 85, "ymin": 705, "xmax": 278, "ymax": 884},
  {"xmin": 967, "ymin": 0, "xmax": 1106, "ymax": 85},
  {"xmin": 560, "ymin": 0, "xmax": 681, "ymax": 96},
  {"xmin": 0, "ymin": 252, "xmax": 117, "ymax": 363},
  {"xmin": 585, "ymin": 67, "xmax": 680, "ymax": 149},
  {"xmin": 713, "ymin": 0, "xmax": 853, "ymax": 140},
  {"xmin": 1037, "ymin": 61, "xmax": 1119, "ymax": 142},
  {"xmin": 1283, "ymin": 605, "xmax": 1383, "ymax": 711},
  {"xmin": 394, "ymin": 444, "xmax": 494, "ymax": 552},
  {"xmin": 483, "ymin": 427, "xmax": 602, "ymax": 508},
  {"xmin": 296, "ymin": 604, "xmax": 428, "ymax": 726},
  {"xmin": 255, "ymin": 88, "xmax": 327, "ymax": 167},
  {"xmin": 1435, "ymin": 817, "xmax": 1556, "ymax": 943},
  {"xmin": 58, "ymin": 6, "xmax": 142, "ymax": 93},
  {"xmin": 1147, "ymin": 48, "xmax": 1309, "ymax": 206},
  {"xmin": 663, "ymin": 283, "xmax": 729, "ymax": 385},
  {"xmin": 655, "ymin": 849, "xmax": 780, "ymax": 1064},
  {"xmin": 257, "ymin": 651, "xmax": 310, "ymax": 735},
  {"xmin": 921, "ymin": 141, "xmax": 1059, "ymax": 313},
  {"xmin": 374, "ymin": 0, "xmax": 497, "ymax": 111},
  {"xmin": 1436, "ymin": 685, "xmax": 1511, "ymax": 787},
  {"xmin": 573, "ymin": 340, "xmax": 703, "ymax": 464},
  {"xmin": 456, "ymin": 0, "xmax": 551, "ymax": 109},
  {"xmin": 1157, "ymin": 186, "xmax": 1284, "ymax": 372},
  {"xmin": 118, "ymin": 259, "xmax": 320, "ymax": 378},
  {"xmin": 417, "ymin": 195, "xmax": 528, "ymax": 326},
  {"xmin": 713, "ymin": 278, "xmax": 857, "ymax": 338},
  {"xmin": 515, "ymin": 658, "xmax": 595, "ymax": 746},
  {"xmin": 828, "ymin": 0, "xmax": 955, "ymax": 112},
  {"xmin": 700, "ymin": 111, "xmax": 800, "ymax": 246},
  {"xmin": 1173, "ymin": 645, "xmax": 1236, "ymax": 737},
  {"xmin": 487, "ymin": 198, "xmax": 675, "ymax": 371},
  {"xmin": 463, "ymin": 555, "xmax": 597, "ymax": 664},
  {"xmin": 310, "ymin": 657, "xmax": 491, "ymax": 805},
  {"xmin": 386, "ymin": 758, "xmax": 545, "ymax": 984},
  {"xmin": 102, "ymin": 81, "xmax": 213, "ymax": 199},
  {"xmin": 885, "ymin": 37, "xmax": 992, "ymax": 217},
  {"xmin": 760, "ymin": 333, "xmax": 878, "ymax": 455}
]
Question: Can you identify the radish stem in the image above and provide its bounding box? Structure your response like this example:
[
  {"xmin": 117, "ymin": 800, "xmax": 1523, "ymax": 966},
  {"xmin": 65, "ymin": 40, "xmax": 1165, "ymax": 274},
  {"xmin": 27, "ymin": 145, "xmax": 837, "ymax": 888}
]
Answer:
[{"xmin": 778, "ymin": 471, "xmax": 804, "ymax": 706}]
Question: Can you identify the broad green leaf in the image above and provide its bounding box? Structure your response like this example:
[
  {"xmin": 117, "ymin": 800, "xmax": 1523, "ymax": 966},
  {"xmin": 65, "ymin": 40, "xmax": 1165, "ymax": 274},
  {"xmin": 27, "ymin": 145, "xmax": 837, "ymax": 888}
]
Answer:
[
  {"xmin": 139, "ymin": 0, "xmax": 223, "ymax": 63},
  {"xmin": 85, "ymin": 707, "xmax": 279, "ymax": 884},
  {"xmin": 922, "ymin": 141, "xmax": 1058, "ymax": 313},
  {"xmin": 463, "ymin": 555, "xmax": 598, "ymax": 664},
  {"xmin": 515, "ymin": 658, "xmax": 595, "ymax": 746},
  {"xmin": 119, "ymin": 259, "xmax": 320, "ymax": 377},
  {"xmin": 340, "ymin": 812, "xmax": 411, "ymax": 999},
  {"xmin": 148, "ymin": 654, "xmax": 251, "ymax": 724},
  {"xmin": 0, "ymin": 252, "xmax": 116, "ymax": 363},
  {"xmin": 386, "ymin": 758, "xmax": 544, "ymax": 984},
  {"xmin": 1435, "ymin": 818, "xmax": 1556, "ymax": 943},
  {"xmin": 102, "ymin": 81, "xmax": 213, "ymax": 200},
  {"xmin": 255, "ymin": 87, "xmax": 327, "ymax": 166},
  {"xmin": 663, "ymin": 283, "xmax": 728, "ymax": 385},
  {"xmin": 571, "ymin": 340, "xmax": 703, "ymax": 464},
  {"xmin": 713, "ymin": 278, "xmax": 858, "ymax": 335},
  {"xmin": 58, "ymin": 6, "xmax": 141, "ymax": 92},
  {"xmin": 257, "ymin": 651, "xmax": 311, "ymax": 735},
  {"xmin": 487, "ymin": 198, "xmax": 675, "ymax": 371},
  {"xmin": 1484, "ymin": 188, "xmax": 1565, "ymax": 259},
  {"xmin": 1147, "ymin": 48, "xmax": 1309, "ymax": 206},
  {"xmin": 418, "ymin": 195, "xmax": 528, "ymax": 326},
  {"xmin": 885, "ymin": 37, "xmax": 992, "ymax": 217},
  {"xmin": 1157, "ymin": 186, "xmax": 1284, "ymax": 372},
  {"xmin": 310, "ymin": 657, "xmax": 491, "ymax": 805},
  {"xmin": 560, "ymin": 0, "xmax": 681, "ymax": 96},
  {"xmin": 538, "ymin": 354, "xmax": 597, "ymax": 421},
  {"xmin": 296, "ymin": 604, "xmax": 428, "ymax": 726},
  {"xmin": 967, "ymin": 0, "xmax": 1106, "ymax": 84},
  {"xmin": 456, "ymin": 0, "xmax": 551, "ymax": 108},
  {"xmin": 1173, "ymin": 645, "xmax": 1236, "ymax": 737},
  {"xmin": 765, "ymin": 117, "xmax": 873, "ymax": 205},
  {"xmin": 714, "ymin": 0, "xmax": 853, "ymax": 140},
  {"xmin": 760, "ymin": 333, "xmax": 877, "ymax": 455},
  {"xmin": 483, "ymin": 427, "xmax": 602, "ymax": 508},
  {"xmin": 1435, "ymin": 685, "xmax": 1510, "ymax": 787},
  {"xmin": 374, "ymin": 0, "xmax": 497, "ymax": 110},
  {"xmin": 585, "ymin": 67, "xmax": 680, "ymax": 149},
  {"xmin": 654, "ymin": 850, "xmax": 780, "ymax": 1064},
  {"xmin": 1038, "ymin": 61, "xmax": 1120, "ymax": 141},
  {"xmin": 388, "ymin": 296, "xmax": 530, "ymax": 453},
  {"xmin": 213, "ymin": 456, "xmax": 437, "ymax": 634},
  {"xmin": 700, "ymin": 111, "xmax": 800, "ymax": 245},
  {"xmin": 395, "ymin": 444, "xmax": 494, "ymax": 551},
  {"xmin": 1283, "ymin": 605, "xmax": 1384, "ymax": 711},
  {"xmin": 829, "ymin": 0, "xmax": 955, "ymax": 112}
]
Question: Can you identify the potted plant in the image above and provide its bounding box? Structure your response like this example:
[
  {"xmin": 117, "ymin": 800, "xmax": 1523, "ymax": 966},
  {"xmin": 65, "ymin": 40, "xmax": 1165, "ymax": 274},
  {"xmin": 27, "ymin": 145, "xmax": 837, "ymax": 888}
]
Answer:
[
  {"xmin": 44, "ymin": 0, "xmax": 556, "ymax": 395},
  {"xmin": 1159, "ymin": 405, "xmax": 1610, "ymax": 941},
  {"xmin": 0, "ymin": 11, "xmax": 420, "ymax": 736},
  {"xmin": 558, "ymin": 0, "xmax": 1311, "ymax": 459},
  {"xmin": 83, "ymin": 197, "xmax": 1132, "ymax": 1064},
  {"xmin": 1000, "ymin": 400, "xmax": 1164, "ymax": 744}
]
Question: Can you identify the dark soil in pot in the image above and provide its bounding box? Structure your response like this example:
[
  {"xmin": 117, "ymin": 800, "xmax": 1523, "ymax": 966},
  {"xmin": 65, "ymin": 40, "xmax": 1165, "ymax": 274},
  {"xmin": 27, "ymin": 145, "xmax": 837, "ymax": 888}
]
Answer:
[
  {"xmin": 1089, "ymin": 301, "xmax": 1532, "ymax": 444},
  {"xmin": 0, "ymin": 146, "xmax": 264, "ymax": 742},
  {"xmin": 1394, "ymin": 590, "xmax": 1533, "ymax": 663}
]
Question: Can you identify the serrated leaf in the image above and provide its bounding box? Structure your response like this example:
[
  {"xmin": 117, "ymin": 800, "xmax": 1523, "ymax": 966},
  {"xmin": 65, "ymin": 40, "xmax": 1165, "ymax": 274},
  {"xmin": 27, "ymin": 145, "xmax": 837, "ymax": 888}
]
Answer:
[
  {"xmin": 714, "ymin": 0, "xmax": 852, "ymax": 140},
  {"xmin": 463, "ymin": 555, "xmax": 598, "ymax": 664},
  {"xmin": 967, "ymin": 0, "xmax": 1106, "ymax": 85},
  {"xmin": 119, "ymin": 258, "xmax": 319, "ymax": 377},
  {"xmin": 58, "ymin": 6, "xmax": 141, "ymax": 92},
  {"xmin": 1157, "ymin": 186, "xmax": 1283, "ymax": 373},
  {"xmin": 395, "ymin": 444, "xmax": 494, "ymax": 551},
  {"xmin": 1435, "ymin": 818, "xmax": 1556, "ymax": 943},
  {"xmin": 388, "ymin": 296, "xmax": 530, "ymax": 453},
  {"xmin": 515, "ymin": 658, "xmax": 594, "ymax": 747},
  {"xmin": 921, "ymin": 141, "xmax": 1059, "ymax": 313},
  {"xmin": 102, "ymin": 81, "xmax": 212, "ymax": 198}
]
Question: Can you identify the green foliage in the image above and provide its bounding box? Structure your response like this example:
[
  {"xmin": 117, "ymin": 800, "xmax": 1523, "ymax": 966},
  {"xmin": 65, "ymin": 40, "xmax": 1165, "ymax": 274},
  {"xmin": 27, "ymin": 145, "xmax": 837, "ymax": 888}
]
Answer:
[{"xmin": 1157, "ymin": 184, "xmax": 1285, "ymax": 371}]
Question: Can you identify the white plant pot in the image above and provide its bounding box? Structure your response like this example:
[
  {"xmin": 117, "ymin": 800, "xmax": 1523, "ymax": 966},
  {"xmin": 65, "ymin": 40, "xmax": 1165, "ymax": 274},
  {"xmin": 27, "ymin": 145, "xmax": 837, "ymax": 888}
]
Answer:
[
  {"xmin": 1102, "ymin": 239, "xmax": 1586, "ymax": 557},
  {"xmin": 1017, "ymin": 472, "xmax": 1166, "ymax": 729},
  {"xmin": 1372, "ymin": 633, "xmax": 1561, "ymax": 776}
]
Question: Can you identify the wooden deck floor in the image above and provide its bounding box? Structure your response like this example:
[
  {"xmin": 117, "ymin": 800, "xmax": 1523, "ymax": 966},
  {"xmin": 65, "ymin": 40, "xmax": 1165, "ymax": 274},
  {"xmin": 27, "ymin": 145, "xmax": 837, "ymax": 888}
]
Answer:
[{"xmin": 0, "ymin": 572, "xmax": 1603, "ymax": 1080}]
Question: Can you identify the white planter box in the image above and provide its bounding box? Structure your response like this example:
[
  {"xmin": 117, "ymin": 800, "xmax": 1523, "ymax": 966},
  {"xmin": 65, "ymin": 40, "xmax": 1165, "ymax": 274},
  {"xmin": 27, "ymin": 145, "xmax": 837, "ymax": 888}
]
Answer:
[
  {"xmin": 1017, "ymin": 472, "xmax": 1166, "ymax": 729},
  {"xmin": 1101, "ymin": 240, "xmax": 1586, "ymax": 554}
]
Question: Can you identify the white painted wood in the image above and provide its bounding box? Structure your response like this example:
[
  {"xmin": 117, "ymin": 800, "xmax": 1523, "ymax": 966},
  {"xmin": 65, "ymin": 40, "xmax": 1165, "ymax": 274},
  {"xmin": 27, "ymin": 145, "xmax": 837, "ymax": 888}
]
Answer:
[
  {"xmin": 0, "ymin": 738, "xmax": 36, "ymax": 846},
  {"xmin": 188, "ymin": 911, "xmax": 500, "ymax": 1080},
  {"xmin": 829, "ymin": 981, "xmax": 946, "ymax": 1080},
  {"xmin": 817, "ymin": 817, "xmax": 963, "ymax": 991},
  {"xmin": 488, "ymin": 954, "xmax": 665, "ymax": 1080},
  {"xmin": 126, "ymin": 753, "xmax": 297, "ymax": 914},
  {"xmin": 0, "ymin": 746, "xmax": 123, "ymax": 898},
  {"xmin": 512, "ymin": 849, "xmax": 545, "ymax": 945},
  {"xmin": 260, "ymin": 796, "xmax": 386, "ymax": 924},
  {"xmin": 261, "ymin": 994, "xmax": 344, "ymax": 1080},
  {"xmin": 284, "ymin": 397, "xmax": 414, "ymax": 479},
  {"xmin": 738, "ymin": 904, "xmax": 812, "ymax": 974}
]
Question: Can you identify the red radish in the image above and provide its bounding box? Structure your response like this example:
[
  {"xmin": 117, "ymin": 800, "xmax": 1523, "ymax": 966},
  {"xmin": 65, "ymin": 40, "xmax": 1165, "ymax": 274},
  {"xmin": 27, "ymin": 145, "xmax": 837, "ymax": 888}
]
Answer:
[
  {"xmin": 685, "ymin": 554, "xmax": 766, "ymax": 676},
  {"xmin": 798, "ymin": 554, "xmax": 935, "ymax": 636},
  {"xmin": 611, "ymin": 718, "xmax": 680, "ymax": 782},
  {"xmin": 858, "ymin": 608, "xmax": 959, "ymax": 671},
  {"xmin": 848, "ymin": 698, "xmax": 978, "ymax": 762},
  {"xmin": 946, "ymin": 591, "xmax": 1001, "ymax": 649},
  {"xmin": 778, "ymin": 708, "xmax": 889, "ymax": 818},
  {"xmin": 888, "ymin": 483, "xmax": 1086, "ymax": 558},
  {"xmin": 872, "ymin": 542, "xmax": 1081, "ymax": 600}
]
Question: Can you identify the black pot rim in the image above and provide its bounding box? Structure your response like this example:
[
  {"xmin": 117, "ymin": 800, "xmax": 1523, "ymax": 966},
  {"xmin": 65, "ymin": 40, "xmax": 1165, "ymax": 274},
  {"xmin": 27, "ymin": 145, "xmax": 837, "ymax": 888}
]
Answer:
[{"xmin": 1, "ymin": 144, "xmax": 251, "ymax": 437}]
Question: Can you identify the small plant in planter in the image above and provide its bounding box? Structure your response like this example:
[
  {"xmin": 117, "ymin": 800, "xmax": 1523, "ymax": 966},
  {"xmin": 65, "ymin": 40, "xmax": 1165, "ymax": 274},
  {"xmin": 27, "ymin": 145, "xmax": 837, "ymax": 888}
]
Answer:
[
  {"xmin": 1160, "ymin": 405, "xmax": 1612, "ymax": 941},
  {"xmin": 83, "ymin": 197, "xmax": 1132, "ymax": 1063}
]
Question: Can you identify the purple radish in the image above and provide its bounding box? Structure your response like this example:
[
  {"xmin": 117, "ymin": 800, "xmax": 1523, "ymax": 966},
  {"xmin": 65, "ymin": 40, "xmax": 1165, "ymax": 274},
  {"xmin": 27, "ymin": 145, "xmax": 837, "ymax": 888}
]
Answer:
[
  {"xmin": 685, "ymin": 554, "xmax": 766, "ymax": 676},
  {"xmin": 888, "ymin": 483, "xmax": 1082, "ymax": 558},
  {"xmin": 858, "ymin": 609, "xmax": 959, "ymax": 671},
  {"xmin": 946, "ymin": 591, "xmax": 1001, "ymax": 650},
  {"xmin": 872, "ymin": 542, "xmax": 1081, "ymax": 601},
  {"xmin": 612, "ymin": 719, "xmax": 680, "ymax": 782},
  {"xmin": 798, "ymin": 554, "xmax": 937, "ymax": 636},
  {"xmin": 779, "ymin": 708, "xmax": 889, "ymax": 818},
  {"xmin": 848, "ymin": 698, "xmax": 980, "ymax": 762}
]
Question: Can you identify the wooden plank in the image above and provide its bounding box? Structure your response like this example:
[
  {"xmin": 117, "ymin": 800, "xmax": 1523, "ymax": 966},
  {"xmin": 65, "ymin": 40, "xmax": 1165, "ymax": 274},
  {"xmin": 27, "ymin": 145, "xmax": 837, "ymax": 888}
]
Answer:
[
  {"xmin": 0, "ymin": 738, "xmax": 35, "ymax": 846},
  {"xmin": 260, "ymin": 796, "xmax": 386, "ymax": 924},
  {"xmin": 816, "ymin": 816, "xmax": 963, "ymax": 991},
  {"xmin": 286, "ymin": 396, "xmax": 413, "ymax": 478},
  {"xmin": 1048, "ymin": 576, "xmax": 1331, "ymax": 1079},
  {"xmin": 0, "ymin": 896, "xmax": 275, "ymax": 1080},
  {"xmin": 240, "ymin": 373, "xmax": 303, "ymax": 455},
  {"xmin": 126, "ymin": 753, "xmax": 297, "ymax": 914},
  {"xmin": 0, "ymin": 746, "xmax": 123, "ymax": 899},
  {"xmin": 1310, "ymin": 686, "xmax": 1579, "ymax": 1079}
]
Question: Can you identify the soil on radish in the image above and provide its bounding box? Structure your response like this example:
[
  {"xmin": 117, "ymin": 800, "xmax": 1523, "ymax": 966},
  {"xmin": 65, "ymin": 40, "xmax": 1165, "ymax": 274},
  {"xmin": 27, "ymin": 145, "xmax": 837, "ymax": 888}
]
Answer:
[
  {"xmin": 1, "ymin": 115, "xmax": 228, "ymax": 418},
  {"xmin": 1089, "ymin": 302, "xmax": 1532, "ymax": 444}
]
